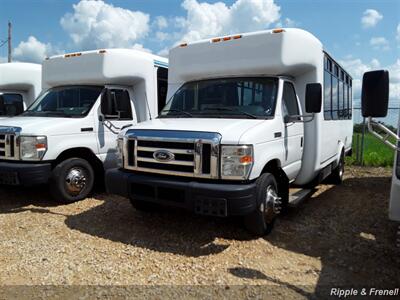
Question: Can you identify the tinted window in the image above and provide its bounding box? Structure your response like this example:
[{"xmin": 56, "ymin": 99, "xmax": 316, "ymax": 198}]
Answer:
[
  {"xmin": 331, "ymin": 76, "xmax": 338, "ymax": 119},
  {"xmin": 157, "ymin": 67, "xmax": 168, "ymax": 113},
  {"xmin": 106, "ymin": 89, "xmax": 133, "ymax": 120},
  {"xmin": 282, "ymin": 82, "xmax": 300, "ymax": 116},
  {"xmin": 160, "ymin": 77, "xmax": 279, "ymax": 119},
  {"xmin": 25, "ymin": 86, "xmax": 102, "ymax": 118},
  {"xmin": 0, "ymin": 93, "xmax": 24, "ymax": 116},
  {"xmin": 324, "ymin": 71, "xmax": 332, "ymax": 120}
]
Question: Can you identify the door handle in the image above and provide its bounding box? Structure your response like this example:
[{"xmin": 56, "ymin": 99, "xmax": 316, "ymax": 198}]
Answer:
[{"xmin": 301, "ymin": 137, "xmax": 304, "ymax": 147}]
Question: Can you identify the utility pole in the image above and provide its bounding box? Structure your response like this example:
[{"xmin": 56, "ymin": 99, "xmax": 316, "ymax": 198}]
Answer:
[{"xmin": 7, "ymin": 21, "xmax": 12, "ymax": 63}]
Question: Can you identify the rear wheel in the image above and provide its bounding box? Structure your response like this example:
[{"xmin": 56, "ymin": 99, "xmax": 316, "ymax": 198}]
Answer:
[
  {"xmin": 329, "ymin": 151, "xmax": 345, "ymax": 185},
  {"xmin": 243, "ymin": 173, "xmax": 282, "ymax": 236},
  {"xmin": 50, "ymin": 158, "xmax": 94, "ymax": 203}
]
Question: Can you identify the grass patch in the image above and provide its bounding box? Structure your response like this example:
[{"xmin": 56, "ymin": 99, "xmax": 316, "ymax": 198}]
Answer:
[{"xmin": 347, "ymin": 133, "xmax": 395, "ymax": 167}]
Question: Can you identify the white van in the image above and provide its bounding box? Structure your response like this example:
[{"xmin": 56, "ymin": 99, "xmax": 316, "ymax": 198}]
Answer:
[
  {"xmin": 360, "ymin": 70, "xmax": 399, "ymax": 246},
  {"xmin": 0, "ymin": 49, "xmax": 168, "ymax": 203},
  {"xmin": 0, "ymin": 62, "xmax": 41, "ymax": 117},
  {"xmin": 106, "ymin": 29, "xmax": 353, "ymax": 235}
]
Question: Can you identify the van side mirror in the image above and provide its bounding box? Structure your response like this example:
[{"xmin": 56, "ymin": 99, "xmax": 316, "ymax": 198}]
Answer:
[
  {"xmin": 305, "ymin": 83, "xmax": 322, "ymax": 113},
  {"xmin": 115, "ymin": 90, "xmax": 130, "ymax": 113},
  {"xmin": 100, "ymin": 89, "xmax": 113, "ymax": 116},
  {"xmin": 361, "ymin": 70, "xmax": 389, "ymax": 118}
]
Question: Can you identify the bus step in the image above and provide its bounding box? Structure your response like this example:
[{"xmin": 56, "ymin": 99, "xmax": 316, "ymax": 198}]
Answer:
[{"xmin": 288, "ymin": 189, "xmax": 314, "ymax": 208}]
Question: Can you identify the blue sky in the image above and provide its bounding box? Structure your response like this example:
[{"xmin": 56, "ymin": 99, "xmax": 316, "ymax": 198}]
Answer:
[{"xmin": 0, "ymin": 0, "xmax": 399, "ymax": 101}]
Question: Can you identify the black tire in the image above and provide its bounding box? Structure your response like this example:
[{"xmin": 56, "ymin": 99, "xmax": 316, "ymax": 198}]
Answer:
[
  {"xmin": 50, "ymin": 158, "xmax": 95, "ymax": 203},
  {"xmin": 243, "ymin": 173, "xmax": 281, "ymax": 236},
  {"xmin": 129, "ymin": 198, "xmax": 159, "ymax": 212},
  {"xmin": 328, "ymin": 151, "xmax": 345, "ymax": 185}
]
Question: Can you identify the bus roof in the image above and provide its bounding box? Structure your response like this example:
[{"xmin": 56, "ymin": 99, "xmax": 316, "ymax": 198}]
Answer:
[
  {"xmin": 43, "ymin": 49, "xmax": 168, "ymax": 88},
  {"xmin": 0, "ymin": 62, "xmax": 41, "ymax": 91},
  {"xmin": 168, "ymin": 28, "xmax": 323, "ymax": 84}
]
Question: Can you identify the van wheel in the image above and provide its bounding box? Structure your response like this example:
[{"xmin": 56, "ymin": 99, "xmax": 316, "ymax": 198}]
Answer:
[
  {"xmin": 243, "ymin": 173, "xmax": 282, "ymax": 236},
  {"xmin": 329, "ymin": 151, "xmax": 345, "ymax": 185},
  {"xmin": 50, "ymin": 158, "xmax": 94, "ymax": 203}
]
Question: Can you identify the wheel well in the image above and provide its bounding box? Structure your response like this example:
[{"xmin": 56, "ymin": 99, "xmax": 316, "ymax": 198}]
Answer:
[
  {"xmin": 261, "ymin": 159, "xmax": 289, "ymax": 203},
  {"xmin": 53, "ymin": 148, "xmax": 104, "ymax": 185}
]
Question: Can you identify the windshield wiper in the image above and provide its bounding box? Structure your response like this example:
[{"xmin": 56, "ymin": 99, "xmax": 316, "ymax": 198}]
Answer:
[
  {"xmin": 160, "ymin": 109, "xmax": 194, "ymax": 118},
  {"xmin": 202, "ymin": 107, "xmax": 258, "ymax": 119}
]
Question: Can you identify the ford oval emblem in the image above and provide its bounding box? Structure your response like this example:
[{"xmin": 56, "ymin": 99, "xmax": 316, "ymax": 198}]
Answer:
[{"xmin": 153, "ymin": 150, "xmax": 175, "ymax": 162}]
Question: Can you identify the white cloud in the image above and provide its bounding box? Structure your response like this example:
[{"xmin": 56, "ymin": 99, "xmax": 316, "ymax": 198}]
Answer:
[
  {"xmin": 0, "ymin": 56, "xmax": 7, "ymax": 63},
  {"xmin": 60, "ymin": 0, "xmax": 150, "ymax": 50},
  {"xmin": 340, "ymin": 57, "xmax": 400, "ymax": 100},
  {"xmin": 396, "ymin": 23, "xmax": 400, "ymax": 42},
  {"xmin": 361, "ymin": 9, "xmax": 383, "ymax": 28},
  {"xmin": 154, "ymin": 16, "xmax": 168, "ymax": 29},
  {"xmin": 175, "ymin": 0, "xmax": 281, "ymax": 44},
  {"xmin": 370, "ymin": 36, "xmax": 390, "ymax": 50},
  {"xmin": 13, "ymin": 36, "xmax": 54, "ymax": 63}
]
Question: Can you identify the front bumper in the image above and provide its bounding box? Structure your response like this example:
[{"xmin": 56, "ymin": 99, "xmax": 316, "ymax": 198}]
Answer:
[
  {"xmin": 0, "ymin": 161, "xmax": 52, "ymax": 186},
  {"xmin": 106, "ymin": 169, "xmax": 257, "ymax": 217}
]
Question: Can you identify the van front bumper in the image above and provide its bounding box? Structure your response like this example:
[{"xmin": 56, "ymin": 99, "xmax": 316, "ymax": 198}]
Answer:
[
  {"xmin": 0, "ymin": 161, "xmax": 52, "ymax": 186},
  {"xmin": 106, "ymin": 169, "xmax": 257, "ymax": 217}
]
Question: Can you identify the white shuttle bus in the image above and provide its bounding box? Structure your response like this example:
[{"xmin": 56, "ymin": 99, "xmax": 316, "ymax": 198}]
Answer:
[
  {"xmin": 360, "ymin": 70, "xmax": 400, "ymax": 246},
  {"xmin": 0, "ymin": 49, "xmax": 168, "ymax": 203},
  {"xmin": 0, "ymin": 62, "xmax": 42, "ymax": 117},
  {"xmin": 106, "ymin": 28, "xmax": 353, "ymax": 235}
]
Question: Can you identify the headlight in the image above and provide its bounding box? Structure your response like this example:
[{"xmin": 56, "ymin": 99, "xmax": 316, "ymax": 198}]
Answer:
[
  {"xmin": 221, "ymin": 145, "xmax": 253, "ymax": 180},
  {"xmin": 116, "ymin": 138, "xmax": 124, "ymax": 168},
  {"xmin": 19, "ymin": 136, "xmax": 47, "ymax": 161}
]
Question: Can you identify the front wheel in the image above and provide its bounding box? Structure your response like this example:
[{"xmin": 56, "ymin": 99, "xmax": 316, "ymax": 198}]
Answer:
[
  {"xmin": 243, "ymin": 173, "xmax": 282, "ymax": 236},
  {"xmin": 50, "ymin": 158, "xmax": 95, "ymax": 203},
  {"xmin": 328, "ymin": 151, "xmax": 345, "ymax": 185}
]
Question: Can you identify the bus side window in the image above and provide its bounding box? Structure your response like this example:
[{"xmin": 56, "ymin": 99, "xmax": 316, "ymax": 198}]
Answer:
[
  {"xmin": 0, "ymin": 93, "xmax": 24, "ymax": 116},
  {"xmin": 157, "ymin": 67, "xmax": 168, "ymax": 113},
  {"xmin": 282, "ymin": 82, "xmax": 300, "ymax": 119}
]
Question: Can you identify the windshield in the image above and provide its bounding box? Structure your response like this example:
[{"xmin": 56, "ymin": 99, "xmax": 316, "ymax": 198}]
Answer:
[
  {"xmin": 23, "ymin": 86, "xmax": 103, "ymax": 118},
  {"xmin": 159, "ymin": 77, "xmax": 278, "ymax": 119}
]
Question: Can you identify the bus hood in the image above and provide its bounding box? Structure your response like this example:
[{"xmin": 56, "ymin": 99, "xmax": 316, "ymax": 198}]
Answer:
[
  {"xmin": 128, "ymin": 118, "xmax": 270, "ymax": 144},
  {"xmin": 0, "ymin": 116, "xmax": 92, "ymax": 136}
]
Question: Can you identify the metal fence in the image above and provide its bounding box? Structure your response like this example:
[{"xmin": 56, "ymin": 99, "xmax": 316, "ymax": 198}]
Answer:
[{"xmin": 351, "ymin": 99, "xmax": 399, "ymax": 166}]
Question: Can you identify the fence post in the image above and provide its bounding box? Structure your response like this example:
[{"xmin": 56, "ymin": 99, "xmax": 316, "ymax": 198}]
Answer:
[
  {"xmin": 360, "ymin": 117, "xmax": 366, "ymax": 166},
  {"xmin": 356, "ymin": 134, "xmax": 360, "ymax": 164}
]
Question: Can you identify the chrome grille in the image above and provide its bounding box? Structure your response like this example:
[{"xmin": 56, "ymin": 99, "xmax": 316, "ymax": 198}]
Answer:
[
  {"xmin": 0, "ymin": 127, "xmax": 21, "ymax": 160},
  {"xmin": 124, "ymin": 130, "xmax": 221, "ymax": 179}
]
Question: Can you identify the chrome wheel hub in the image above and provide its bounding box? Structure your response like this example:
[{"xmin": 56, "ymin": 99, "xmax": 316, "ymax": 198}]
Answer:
[
  {"xmin": 260, "ymin": 185, "xmax": 282, "ymax": 221},
  {"xmin": 65, "ymin": 167, "xmax": 87, "ymax": 195}
]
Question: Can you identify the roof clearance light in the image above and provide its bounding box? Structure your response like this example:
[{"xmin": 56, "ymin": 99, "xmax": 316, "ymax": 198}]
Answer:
[
  {"xmin": 212, "ymin": 38, "xmax": 221, "ymax": 43},
  {"xmin": 180, "ymin": 43, "xmax": 188, "ymax": 47},
  {"xmin": 272, "ymin": 28, "xmax": 285, "ymax": 34},
  {"xmin": 99, "ymin": 50, "xmax": 107, "ymax": 54},
  {"xmin": 64, "ymin": 54, "xmax": 71, "ymax": 58},
  {"xmin": 223, "ymin": 37, "xmax": 232, "ymax": 41},
  {"xmin": 233, "ymin": 35, "xmax": 242, "ymax": 40}
]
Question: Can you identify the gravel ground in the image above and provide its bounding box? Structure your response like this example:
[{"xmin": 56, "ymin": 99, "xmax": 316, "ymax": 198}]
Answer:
[{"xmin": 0, "ymin": 166, "xmax": 398, "ymax": 298}]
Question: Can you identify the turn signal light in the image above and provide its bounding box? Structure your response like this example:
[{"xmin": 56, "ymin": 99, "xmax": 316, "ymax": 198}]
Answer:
[
  {"xmin": 240, "ymin": 155, "xmax": 253, "ymax": 164},
  {"xmin": 35, "ymin": 143, "xmax": 46, "ymax": 149}
]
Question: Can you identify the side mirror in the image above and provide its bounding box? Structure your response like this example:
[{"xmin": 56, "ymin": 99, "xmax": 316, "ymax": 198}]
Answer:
[
  {"xmin": 361, "ymin": 70, "xmax": 389, "ymax": 118},
  {"xmin": 115, "ymin": 91, "xmax": 130, "ymax": 113},
  {"xmin": 305, "ymin": 83, "xmax": 322, "ymax": 113},
  {"xmin": 100, "ymin": 89, "xmax": 113, "ymax": 116}
]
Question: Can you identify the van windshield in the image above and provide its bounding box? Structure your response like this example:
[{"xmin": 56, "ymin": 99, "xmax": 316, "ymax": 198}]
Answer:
[
  {"xmin": 23, "ymin": 86, "xmax": 103, "ymax": 118},
  {"xmin": 159, "ymin": 77, "xmax": 278, "ymax": 119}
]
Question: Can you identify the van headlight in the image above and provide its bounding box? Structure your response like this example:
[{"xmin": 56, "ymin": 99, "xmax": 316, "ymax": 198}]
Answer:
[
  {"xmin": 221, "ymin": 145, "xmax": 253, "ymax": 180},
  {"xmin": 19, "ymin": 136, "xmax": 47, "ymax": 161},
  {"xmin": 116, "ymin": 138, "xmax": 124, "ymax": 168}
]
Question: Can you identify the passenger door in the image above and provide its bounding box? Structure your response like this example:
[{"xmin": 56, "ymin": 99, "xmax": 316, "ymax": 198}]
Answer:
[
  {"xmin": 96, "ymin": 86, "xmax": 136, "ymax": 169},
  {"xmin": 282, "ymin": 81, "xmax": 304, "ymax": 180}
]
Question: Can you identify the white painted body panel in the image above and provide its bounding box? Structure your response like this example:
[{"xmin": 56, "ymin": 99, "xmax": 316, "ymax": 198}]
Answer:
[
  {"xmin": 389, "ymin": 112, "xmax": 400, "ymax": 222},
  {"xmin": 141, "ymin": 28, "xmax": 353, "ymax": 185},
  {"xmin": 0, "ymin": 62, "xmax": 42, "ymax": 111},
  {"xmin": 0, "ymin": 49, "xmax": 167, "ymax": 171}
]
